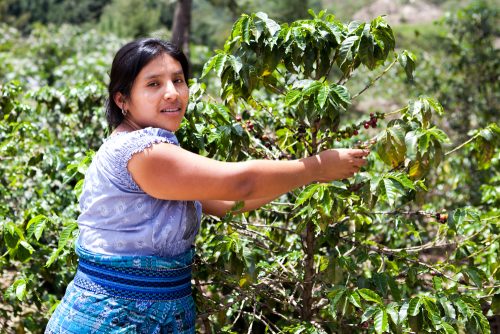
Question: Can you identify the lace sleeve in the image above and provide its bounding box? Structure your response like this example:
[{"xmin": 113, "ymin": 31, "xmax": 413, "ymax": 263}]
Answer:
[{"xmin": 105, "ymin": 128, "xmax": 176, "ymax": 192}]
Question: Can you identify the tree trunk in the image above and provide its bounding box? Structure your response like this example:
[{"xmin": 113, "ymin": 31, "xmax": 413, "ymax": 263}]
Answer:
[
  {"xmin": 171, "ymin": 0, "xmax": 192, "ymax": 58},
  {"xmin": 302, "ymin": 220, "xmax": 315, "ymax": 320},
  {"xmin": 302, "ymin": 128, "xmax": 318, "ymax": 321}
]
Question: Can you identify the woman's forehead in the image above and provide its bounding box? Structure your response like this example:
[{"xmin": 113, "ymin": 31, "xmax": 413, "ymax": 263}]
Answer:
[{"xmin": 139, "ymin": 53, "xmax": 184, "ymax": 79}]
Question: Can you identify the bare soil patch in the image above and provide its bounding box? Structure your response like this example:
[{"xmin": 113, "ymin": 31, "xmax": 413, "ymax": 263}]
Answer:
[{"xmin": 353, "ymin": 0, "xmax": 443, "ymax": 25}]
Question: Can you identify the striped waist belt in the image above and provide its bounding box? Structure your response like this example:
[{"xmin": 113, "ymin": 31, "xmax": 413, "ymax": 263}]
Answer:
[{"xmin": 74, "ymin": 258, "xmax": 192, "ymax": 301}]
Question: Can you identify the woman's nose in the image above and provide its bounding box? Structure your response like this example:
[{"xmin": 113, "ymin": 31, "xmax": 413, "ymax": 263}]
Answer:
[{"xmin": 163, "ymin": 81, "xmax": 179, "ymax": 100}]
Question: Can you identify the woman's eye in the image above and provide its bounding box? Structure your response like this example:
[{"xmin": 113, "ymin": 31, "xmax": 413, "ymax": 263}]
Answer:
[
  {"xmin": 174, "ymin": 79, "xmax": 184, "ymax": 84},
  {"xmin": 147, "ymin": 82, "xmax": 159, "ymax": 87}
]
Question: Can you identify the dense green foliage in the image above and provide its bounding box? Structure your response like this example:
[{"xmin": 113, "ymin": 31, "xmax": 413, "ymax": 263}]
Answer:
[{"xmin": 0, "ymin": 2, "xmax": 499, "ymax": 333}]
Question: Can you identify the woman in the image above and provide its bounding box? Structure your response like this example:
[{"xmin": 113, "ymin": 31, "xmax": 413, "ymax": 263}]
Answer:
[{"xmin": 45, "ymin": 38, "xmax": 369, "ymax": 333}]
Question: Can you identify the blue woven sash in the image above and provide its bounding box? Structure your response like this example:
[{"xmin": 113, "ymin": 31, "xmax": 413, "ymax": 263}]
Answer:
[{"xmin": 73, "ymin": 243, "xmax": 193, "ymax": 301}]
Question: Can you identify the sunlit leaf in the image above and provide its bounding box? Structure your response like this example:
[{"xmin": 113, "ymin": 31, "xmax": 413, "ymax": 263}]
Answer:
[
  {"xmin": 374, "ymin": 308, "xmax": 388, "ymax": 334},
  {"xmin": 398, "ymin": 50, "xmax": 416, "ymax": 81},
  {"xmin": 295, "ymin": 184, "xmax": 321, "ymax": 207},
  {"xmin": 317, "ymin": 84, "xmax": 330, "ymax": 108},
  {"xmin": 441, "ymin": 322, "xmax": 458, "ymax": 334},
  {"xmin": 408, "ymin": 296, "xmax": 422, "ymax": 316},
  {"xmin": 361, "ymin": 305, "xmax": 378, "ymax": 322},
  {"xmin": 358, "ymin": 288, "xmax": 383, "ymax": 305},
  {"xmin": 15, "ymin": 279, "xmax": 27, "ymax": 301}
]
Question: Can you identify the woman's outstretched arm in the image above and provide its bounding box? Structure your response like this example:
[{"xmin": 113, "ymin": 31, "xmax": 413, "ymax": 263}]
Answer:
[{"xmin": 128, "ymin": 142, "xmax": 369, "ymax": 203}]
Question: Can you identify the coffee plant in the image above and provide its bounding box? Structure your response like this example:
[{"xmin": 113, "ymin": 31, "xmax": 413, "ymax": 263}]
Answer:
[{"xmin": 0, "ymin": 8, "xmax": 498, "ymax": 333}]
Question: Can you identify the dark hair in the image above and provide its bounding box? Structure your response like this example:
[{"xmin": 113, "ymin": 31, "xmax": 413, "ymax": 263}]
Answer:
[{"xmin": 105, "ymin": 38, "xmax": 190, "ymax": 129}]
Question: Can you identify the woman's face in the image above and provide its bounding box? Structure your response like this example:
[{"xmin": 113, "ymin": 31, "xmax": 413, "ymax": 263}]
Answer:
[{"xmin": 117, "ymin": 53, "xmax": 189, "ymax": 132}]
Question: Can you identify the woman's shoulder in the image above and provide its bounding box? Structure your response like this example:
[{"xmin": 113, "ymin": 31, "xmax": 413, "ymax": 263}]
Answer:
[{"xmin": 89, "ymin": 127, "xmax": 180, "ymax": 192}]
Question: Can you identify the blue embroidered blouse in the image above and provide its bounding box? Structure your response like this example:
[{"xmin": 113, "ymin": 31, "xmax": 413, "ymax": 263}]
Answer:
[{"xmin": 77, "ymin": 127, "xmax": 202, "ymax": 257}]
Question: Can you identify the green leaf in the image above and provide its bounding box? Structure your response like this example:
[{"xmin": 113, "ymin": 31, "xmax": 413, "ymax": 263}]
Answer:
[
  {"xmin": 361, "ymin": 305, "xmax": 379, "ymax": 322},
  {"xmin": 382, "ymin": 178, "xmax": 404, "ymax": 207},
  {"xmin": 374, "ymin": 308, "xmax": 388, "ymax": 334},
  {"xmin": 492, "ymin": 294, "xmax": 500, "ymax": 315},
  {"xmin": 329, "ymin": 286, "xmax": 347, "ymax": 317},
  {"xmin": 408, "ymin": 296, "xmax": 422, "ymax": 316},
  {"xmin": 214, "ymin": 53, "xmax": 228, "ymax": 77},
  {"xmin": 454, "ymin": 298, "xmax": 472, "ymax": 318},
  {"xmin": 338, "ymin": 35, "xmax": 359, "ymax": 73},
  {"xmin": 228, "ymin": 55, "xmax": 243, "ymax": 74},
  {"xmin": 201, "ymin": 54, "xmax": 218, "ymax": 79},
  {"xmin": 241, "ymin": 15, "xmax": 252, "ymax": 44},
  {"xmin": 373, "ymin": 273, "xmax": 388, "ymax": 297},
  {"xmin": 439, "ymin": 297, "xmax": 456, "ymax": 320},
  {"xmin": 433, "ymin": 276, "xmax": 443, "ymax": 290},
  {"xmin": 295, "ymin": 184, "xmax": 321, "ymax": 207},
  {"xmin": 19, "ymin": 241, "xmax": 35, "ymax": 254},
  {"xmin": 376, "ymin": 124, "xmax": 406, "ymax": 168},
  {"xmin": 405, "ymin": 130, "xmax": 420, "ymax": 160},
  {"xmin": 441, "ymin": 322, "xmax": 458, "ymax": 334},
  {"xmin": 285, "ymin": 89, "xmax": 302, "ymax": 106},
  {"xmin": 15, "ymin": 279, "xmax": 27, "ymax": 301},
  {"xmin": 425, "ymin": 97, "xmax": 444, "ymax": 115},
  {"xmin": 302, "ymin": 81, "xmax": 322, "ymax": 97},
  {"xmin": 371, "ymin": 16, "xmax": 395, "ymax": 60},
  {"xmin": 45, "ymin": 248, "xmax": 61, "ymax": 268},
  {"xmin": 388, "ymin": 172, "xmax": 415, "ymax": 190},
  {"xmin": 422, "ymin": 297, "xmax": 439, "ymax": 318},
  {"xmin": 427, "ymin": 127, "xmax": 449, "ymax": 143},
  {"xmin": 358, "ymin": 288, "xmax": 383, "ymax": 305},
  {"xmin": 254, "ymin": 12, "xmax": 280, "ymax": 37},
  {"xmin": 330, "ymin": 84, "xmax": 351, "ymax": 107},
  {"xmin": 4, "ymin": 222, "xmax": 22, "ymax": 248},
  {"xmin": 359, "ymin": 24, "xmax": 375, "ymax": 69},
  {"xmin": 386, "ymin": 303, "xmax": 399, "ymax": 325},
  {"xmin": 398, "ymin": 302, "xmax": 409, "ymax": 322},
  {"xmin": 473, "ymin": 311, "xmax": 491, "ymax": 333},
  {"xmin": 317, "ymin": 84, "xmax": 330, "ymax": 108},
  {"xmin": 387, "ymin": 275, "xmax": 401, "ymax": 302},
  {"xmin": 462, "ymin": 267, "xmax": 487, "ymax": 288},
  {"xmin": 398, "ymin": 50, "xmax": 416, "ymax": 81},
  {"xmin": 26, "ymin": 214, "xmax": 48, "ymax": 241},
  {"xmin": 474, "ymin": 136, "xmax": 496, "ymax": 169},
  {"xmin": 348, "ymin": 290, "xmax": 362, "ymax": 308},
  {"xmin": 57, "ymin": 221, "xmax": 79, "ymax": 250}
]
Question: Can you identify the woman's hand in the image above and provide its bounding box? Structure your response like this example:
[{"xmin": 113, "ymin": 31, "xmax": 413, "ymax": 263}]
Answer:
[{"xmin": 314, "ymin": 149, "xmax": 370, "ymax": 182}]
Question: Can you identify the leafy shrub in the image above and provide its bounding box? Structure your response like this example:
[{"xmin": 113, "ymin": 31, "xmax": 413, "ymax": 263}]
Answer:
[{"xmin": 0, "ymin": 7, "xmax": 498, "ymax": 333}]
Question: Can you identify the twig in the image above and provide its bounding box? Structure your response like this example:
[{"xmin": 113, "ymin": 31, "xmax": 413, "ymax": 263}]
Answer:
[
  {"xmin": 194, "ymin": 276, "xmax": 213, "ymax": 333},
  {"xmin": 247, "ymin": 301, "xmax": 257, "ymax": 334},
  {"xmin": 339, "ymin": 236, "xmax": 466, "ymax": 286},
  {"xmin": 351, "ymin": 58, "xmax": 398, "ymax": 100},
  {"xmin": 445, "ymin": 133, "xmax": 480, "ymax": 156},
  {"xmin": 230, "ymin": 298, "xmax": 247, "ymax": 328},
  {"xmin": 241, "ymin": 222, "xmax": 298, "ymax": 234}
]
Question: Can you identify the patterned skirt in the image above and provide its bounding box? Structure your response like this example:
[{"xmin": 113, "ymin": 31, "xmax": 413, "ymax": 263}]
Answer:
[{"xmin": 45, "ymin": 243, "xmax": 196, "ymax": 334}]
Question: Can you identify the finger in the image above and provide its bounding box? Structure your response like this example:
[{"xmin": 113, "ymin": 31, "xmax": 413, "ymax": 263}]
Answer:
[
  {"xmin": 351, "ymin": 149, "xmax": 370, "ymax": 158},
  {"xmin": 354, "ymin": 160, "xmax": 367, "ymax": 168}
]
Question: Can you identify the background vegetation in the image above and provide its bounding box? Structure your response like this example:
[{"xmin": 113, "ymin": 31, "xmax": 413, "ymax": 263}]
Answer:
[{"xmin": 0, "ymin": 0, "xmax": 498, "ymax": 333}]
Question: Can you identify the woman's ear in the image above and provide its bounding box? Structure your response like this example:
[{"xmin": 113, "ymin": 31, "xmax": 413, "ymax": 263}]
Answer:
[{"xmin": 113, "ymin": 92, "xmax": 127, "ymax": 111}]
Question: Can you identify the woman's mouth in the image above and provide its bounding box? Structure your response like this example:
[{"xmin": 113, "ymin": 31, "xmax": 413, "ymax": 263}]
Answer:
[{"xmin": 160, "ymin": 108, "xmax": 181, "ymax": 113}]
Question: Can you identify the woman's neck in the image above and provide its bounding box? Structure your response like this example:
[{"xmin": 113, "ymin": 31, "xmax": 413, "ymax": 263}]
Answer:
[{"xmin": 115, "ymin": 118, "xmax": 142, "ymax": 133}]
